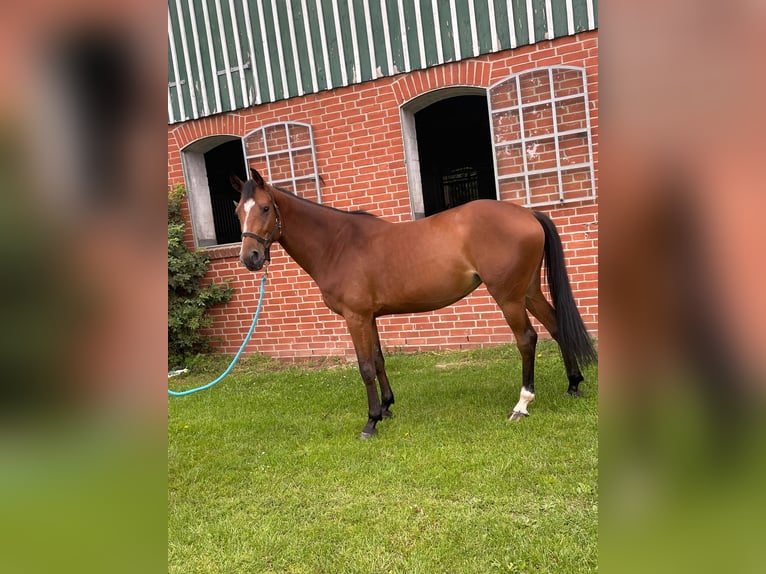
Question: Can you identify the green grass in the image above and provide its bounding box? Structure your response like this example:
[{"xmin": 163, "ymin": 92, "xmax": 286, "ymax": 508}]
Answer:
[{"xmin": 168, "ymin": 341, "xmax": 597, "ymax": 573}]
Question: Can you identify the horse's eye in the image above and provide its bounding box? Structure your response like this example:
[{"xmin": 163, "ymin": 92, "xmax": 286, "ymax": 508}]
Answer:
[{"xmin": 262, "ymin": 205, "xmax": 270, "ymax": 213}]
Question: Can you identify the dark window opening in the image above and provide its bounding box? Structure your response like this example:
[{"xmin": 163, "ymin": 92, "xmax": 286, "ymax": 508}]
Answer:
[
  {"xmin": 204, "ymin": 140, "xmax": 246, "ymax": 244},
  {"xmin": 415, "ymin": 95, "xmax": 496, "ymax": 216}
]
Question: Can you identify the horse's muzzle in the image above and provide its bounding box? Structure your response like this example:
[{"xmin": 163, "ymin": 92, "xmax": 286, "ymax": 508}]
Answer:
[{"xmin": 241, "ymin": 250, "xmax": 265, "ymax": 271}]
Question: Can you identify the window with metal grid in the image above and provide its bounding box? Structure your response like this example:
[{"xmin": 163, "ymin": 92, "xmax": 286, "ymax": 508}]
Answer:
[
  {"xmin": 242, "ymin": 122, "xmax": 321, "ymax": 203},
  {"xmin": 488, "ymin": 66, "xmax": 596, "ymax": 208}
]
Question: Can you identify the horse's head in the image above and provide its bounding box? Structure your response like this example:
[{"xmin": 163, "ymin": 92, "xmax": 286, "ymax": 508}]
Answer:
[{"xmin": 231, "ymin": 168, "xmax": 281, "ymax": 271}]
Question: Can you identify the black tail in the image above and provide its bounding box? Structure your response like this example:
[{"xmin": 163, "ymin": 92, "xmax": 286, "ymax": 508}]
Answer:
[{"xmin": 533, "ymin": 211, "xmax": 598, "ymax": 368}]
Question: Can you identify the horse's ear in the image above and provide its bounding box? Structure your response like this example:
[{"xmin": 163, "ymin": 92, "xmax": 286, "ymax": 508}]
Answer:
[
  {"xmin": 229, "ymin": 173, "xmax": 245, "ymax": 193},
  {"xmin": 250, "ymin": 168, "xmax": 264, "ymax": 186}
]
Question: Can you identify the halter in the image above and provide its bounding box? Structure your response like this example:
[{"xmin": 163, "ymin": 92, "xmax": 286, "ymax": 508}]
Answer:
[{"xmin": 241, "ymin": 190, "xmax": 282, "ymax": 261}]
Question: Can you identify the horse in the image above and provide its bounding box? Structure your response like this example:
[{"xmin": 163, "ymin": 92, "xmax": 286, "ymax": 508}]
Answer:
[{"xmin": 231, "ymin": 169, "xmax": 597, "ymax": 439}]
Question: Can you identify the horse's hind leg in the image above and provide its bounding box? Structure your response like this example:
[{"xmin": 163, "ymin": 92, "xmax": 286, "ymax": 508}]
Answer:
[
  {"xmin": 525, "ymin": 284, "xmax": 584, "ymax": 396},
  {"xmin": 372, "ymin": 320, "xmax": 395, "ymax": 418},
  {"xmin": 487, "ymin": 291, "xmax": 539, "ymax": 420}
]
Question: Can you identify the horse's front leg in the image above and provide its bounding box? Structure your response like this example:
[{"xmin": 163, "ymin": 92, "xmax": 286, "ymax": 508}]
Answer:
[
  {"xmin": 372, "ymin": 319, "xmax": 394, "ymax": 418},
  {"xmin": 345, "ymin": 313, "xmax": 382, "ymax": 439}
]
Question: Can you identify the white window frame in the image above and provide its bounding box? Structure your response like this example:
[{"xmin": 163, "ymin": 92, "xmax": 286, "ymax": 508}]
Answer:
[
  {"xmin": 488, "ymin": 66, "xmax": 596, "ymax": 208},
  {"xmin": 181, "ymin": 134, "xmax": 246, "ymax": 247},
  {"xmin": 399, "ymin": 86, "xmax": 490, "ymax": 219},
  {"xmin": 242, "ymin": 122, "xmax": 321, "ymax": 202}
]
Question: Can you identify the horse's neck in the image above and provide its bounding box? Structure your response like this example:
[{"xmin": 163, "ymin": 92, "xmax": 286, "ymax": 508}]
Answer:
[{"xmin": 275, "ymin": 190, "xmax": 344, "ymax": 282}]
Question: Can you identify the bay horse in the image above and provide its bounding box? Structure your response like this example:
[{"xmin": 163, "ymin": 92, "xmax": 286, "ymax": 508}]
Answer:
[{"xmin": 231, "ymin": 169, "xmax": 596, "ymax": 439}]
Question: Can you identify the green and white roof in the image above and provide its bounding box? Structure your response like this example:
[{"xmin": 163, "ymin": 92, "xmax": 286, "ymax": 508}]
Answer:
[{"xmin": 168, "ymin": 0, "xmax": 597, "ymax": 123}]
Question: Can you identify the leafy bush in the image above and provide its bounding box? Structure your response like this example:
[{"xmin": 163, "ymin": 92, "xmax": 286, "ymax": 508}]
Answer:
[{"xmin": 168, "ymin": 186, "xmax": 233, "ymax": 368}]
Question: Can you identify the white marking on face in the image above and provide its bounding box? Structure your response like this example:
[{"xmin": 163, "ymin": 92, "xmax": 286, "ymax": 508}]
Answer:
[
  {"xmin": 512, "ymin": 388, "xmax": 536, "ymax": 415},
  {"xmin": 242, "ymin": 199, "xmax": 255, "ymax": 233}
]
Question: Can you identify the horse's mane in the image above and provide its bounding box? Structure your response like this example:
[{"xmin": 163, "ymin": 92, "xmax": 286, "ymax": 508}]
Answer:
[{"xmin": 273, "ymin": 185, "xmax": 379, "ymax": 219}]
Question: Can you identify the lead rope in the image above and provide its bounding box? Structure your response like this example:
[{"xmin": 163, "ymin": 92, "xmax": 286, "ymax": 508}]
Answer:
[{"xmin": 168, "ymin": 269, "xmax": 268, "ymax": 397}]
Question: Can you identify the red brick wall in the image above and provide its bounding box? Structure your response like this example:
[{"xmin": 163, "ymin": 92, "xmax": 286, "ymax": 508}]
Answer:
[{"xmin": 167, "ymin": 32, "xmax": 598, "ymax": 359}]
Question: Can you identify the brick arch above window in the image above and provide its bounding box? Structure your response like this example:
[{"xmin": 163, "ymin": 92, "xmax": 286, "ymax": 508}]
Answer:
[
  {"xmin": 391, "ymin": 60, "xmax": 491, "ymax": 107},
  {"xmin": 243, "ymin": 122, "xmax": 321, "ymax": 204},
  {"xmin": 488, "ymin": 66, "xmax": 596, "ymax": 207},
  {"xmin": 171, "ymin": 114, "xmax": 246, "ymax": 150}
]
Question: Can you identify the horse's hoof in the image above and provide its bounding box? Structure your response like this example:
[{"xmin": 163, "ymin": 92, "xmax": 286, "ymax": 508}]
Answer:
[
  {"xmin": 567, "ymin": 388, "xmax": 583, "ymax": 398},
  {"xmin": 509, "ymin": 410, "xmax": 529, "ymax": 421},
  {"xmin": 359, "ymin": 428, "xmax": 378, "ymax": 440},
  {"xmin": 381, "ymin": 408, "xmax": 394, "ymax": 419}
]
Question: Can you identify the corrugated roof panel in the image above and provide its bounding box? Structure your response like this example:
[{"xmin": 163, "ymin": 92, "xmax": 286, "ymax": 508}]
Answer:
[{"xmin": 168, "ymin": 0, "xmax": 598, "ymax": 123}]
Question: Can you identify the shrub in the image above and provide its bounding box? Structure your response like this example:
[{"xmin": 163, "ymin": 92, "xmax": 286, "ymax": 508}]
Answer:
[{"xmin": 168, "ymin": 186, "xmax": 233, "ymax": 368}]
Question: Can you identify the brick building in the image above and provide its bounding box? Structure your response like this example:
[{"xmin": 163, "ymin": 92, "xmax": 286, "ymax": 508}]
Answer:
[{"xmin": 167, "ymin": 0, "xmax": 598, "ymax": 359}]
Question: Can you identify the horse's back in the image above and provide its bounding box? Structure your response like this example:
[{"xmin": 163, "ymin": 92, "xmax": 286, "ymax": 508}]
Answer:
[
  {"xmin": 427, "ymin": 199, "xmax": 543, "ymax": 242},
  {"xmin": 456, "ymin": 198, "xmax": 538, "ymax": 221},
  {"xmin": 363, "ymin": 199, "xmax": 543, "ymax": 257}
]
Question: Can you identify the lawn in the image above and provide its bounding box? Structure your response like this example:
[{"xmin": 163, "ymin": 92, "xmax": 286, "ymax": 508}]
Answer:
[{"xmin": 168, "ymin": 340, "xmax": 598, "ymax": 573}]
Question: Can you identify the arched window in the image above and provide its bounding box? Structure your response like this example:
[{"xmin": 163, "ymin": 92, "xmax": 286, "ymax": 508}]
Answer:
[
  {"xmin": 488, "ymin": 66, "xmax": 596, "ymax": 207},
  {"xmin": 400, "ymin": 87, "xmax": 496, "ymax": 219},
  {"xmin": 242, "ymin": 122, "xmax": 321, "ymax": 203}
]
